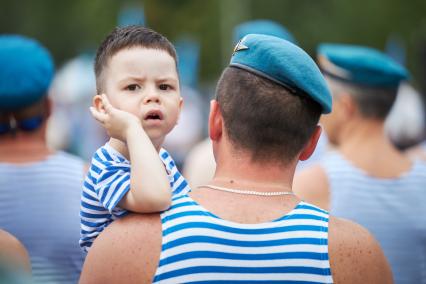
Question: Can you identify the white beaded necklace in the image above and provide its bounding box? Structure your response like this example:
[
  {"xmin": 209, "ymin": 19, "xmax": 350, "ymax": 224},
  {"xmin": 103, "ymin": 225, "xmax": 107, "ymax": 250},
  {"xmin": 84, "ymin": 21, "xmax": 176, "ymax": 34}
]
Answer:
[{"xmin": 198, "ymin": 184, "xmax": 294, "ymax": 197}]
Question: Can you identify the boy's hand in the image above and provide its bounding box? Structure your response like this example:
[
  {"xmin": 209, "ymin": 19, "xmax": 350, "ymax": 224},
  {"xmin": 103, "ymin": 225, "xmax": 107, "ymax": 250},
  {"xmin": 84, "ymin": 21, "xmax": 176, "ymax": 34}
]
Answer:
[{"xmin": 90, "ymin": 94, "xmax": 141, "ymax": 142}]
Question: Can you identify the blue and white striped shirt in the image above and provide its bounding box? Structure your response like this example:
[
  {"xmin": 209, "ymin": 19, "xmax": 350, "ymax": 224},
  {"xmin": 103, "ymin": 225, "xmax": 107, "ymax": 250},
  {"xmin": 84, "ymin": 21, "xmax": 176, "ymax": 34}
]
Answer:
[
  {"xmin": 153, "ymin": 195, "xmax": 333, "ymax": 283},
  {"xmin": 80, "ymin": 143, "xmax": 190, "ymax": 252},
  {"xmin": 323, "ymin": 151, "xmax": 426, "ymax": 284},
  {"xmin": 0, "ymin": 152, "xmax": 85, "ymax": 284}
]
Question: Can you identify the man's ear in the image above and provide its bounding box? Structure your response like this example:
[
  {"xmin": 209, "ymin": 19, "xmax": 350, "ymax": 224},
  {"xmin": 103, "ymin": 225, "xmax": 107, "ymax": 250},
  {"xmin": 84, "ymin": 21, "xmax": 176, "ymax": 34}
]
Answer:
[
  {"xmin": 45, "ymin": 97, "xmax": 52, "ymax": 118},
  {"xmin": 93, "ymin": 94, "xmax": 105, "ymax": 112},
  {"xmin": 208, "ymin": 100, "xmax": 222, "ymax": 141},
  {"xmin": 299, "ymin": 125, "xmax": 322, "ymax": 161},
  {"xmin": 339, "ymin": 93, "xmax": 357, "ymax": 118}
]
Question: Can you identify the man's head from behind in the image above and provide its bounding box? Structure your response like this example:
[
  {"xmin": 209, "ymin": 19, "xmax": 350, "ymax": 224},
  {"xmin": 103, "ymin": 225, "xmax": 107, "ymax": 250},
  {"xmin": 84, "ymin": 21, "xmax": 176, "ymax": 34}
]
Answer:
[
  {"xmin": 317, "ymin": 43, "xmax": 408, "ymax": 145},
  {"xmin": 0, "ymin": 35, "xmax": 54, "ymax": 136},
  {"xmin": 212, "ymin": 34, "xmax": 332, "ymax": 166}
]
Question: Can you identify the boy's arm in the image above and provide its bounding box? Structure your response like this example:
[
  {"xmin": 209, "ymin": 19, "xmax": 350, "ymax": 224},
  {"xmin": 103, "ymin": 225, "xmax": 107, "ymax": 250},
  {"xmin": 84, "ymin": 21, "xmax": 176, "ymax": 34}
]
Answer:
[
  {"xmin": 91, "ymin": 94, "xmax": 171, "ymax": 213},
  {"xmin": 121, "ymin": 123, "xmax": 171, "ymax": 212}
]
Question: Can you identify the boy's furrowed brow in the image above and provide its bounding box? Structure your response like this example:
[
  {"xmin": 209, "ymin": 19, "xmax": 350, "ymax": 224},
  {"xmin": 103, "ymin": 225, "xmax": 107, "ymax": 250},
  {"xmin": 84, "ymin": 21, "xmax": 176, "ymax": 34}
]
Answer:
[
  {"xmin": 157, "ymin": 77, "xmax": 178, "ymax": 84},
  {"xmin": 118, "ymin": 76, "xmax": 146, "ymax": 84}
]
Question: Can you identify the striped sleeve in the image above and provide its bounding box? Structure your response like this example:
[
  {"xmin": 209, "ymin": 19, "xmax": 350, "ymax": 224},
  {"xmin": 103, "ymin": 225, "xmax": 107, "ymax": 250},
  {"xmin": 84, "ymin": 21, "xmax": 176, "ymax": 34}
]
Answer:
[
  {"xmin": 160, "ymin": 149, "xmax": 191, "ymax": 196},
  {"xmin": 94, "ymin": 162, "xmax": 131, "ymax": 213}
]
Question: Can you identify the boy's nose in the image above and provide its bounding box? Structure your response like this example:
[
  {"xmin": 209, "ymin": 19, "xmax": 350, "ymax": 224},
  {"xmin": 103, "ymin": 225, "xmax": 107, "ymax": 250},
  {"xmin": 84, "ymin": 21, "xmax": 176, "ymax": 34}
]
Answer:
[{"xmin": 143, "ymin": 89, "xmax": 160, "ymax": 104}]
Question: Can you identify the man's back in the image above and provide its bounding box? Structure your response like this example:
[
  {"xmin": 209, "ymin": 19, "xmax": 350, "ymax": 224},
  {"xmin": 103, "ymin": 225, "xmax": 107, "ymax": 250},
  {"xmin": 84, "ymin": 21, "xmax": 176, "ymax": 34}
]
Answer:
[
  {"xmin": 0, "ymin": 151, "xmax": 85, "ymax": 284},
  {"xmin": 80, "ymin": 191, "xmax": 392, "ymax": 284},
  {"xmin": 153, "ymin": 195, "xmax": 333, "ymax": 283},
  {"xmin": 323, "ymin": 151, "xmax": 426, "ymax": 283}
]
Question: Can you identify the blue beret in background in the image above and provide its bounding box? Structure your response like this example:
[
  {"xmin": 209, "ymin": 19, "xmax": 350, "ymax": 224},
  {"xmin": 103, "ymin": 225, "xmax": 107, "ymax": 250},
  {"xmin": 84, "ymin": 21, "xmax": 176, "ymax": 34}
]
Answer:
[
  {"xmin": 230, "ymin": 34, "xmax": 332, "ymax": 113},
  {"xmin": 317, "ymin": 43, "xmax": 408, "ymax": 87},
  {"xmin": 233, "ymin": 19, "xmax": 297, "ymax": 45},
  {"xmin": 0, "ymin": 35, "xmax": 54, "ymax": 110}
]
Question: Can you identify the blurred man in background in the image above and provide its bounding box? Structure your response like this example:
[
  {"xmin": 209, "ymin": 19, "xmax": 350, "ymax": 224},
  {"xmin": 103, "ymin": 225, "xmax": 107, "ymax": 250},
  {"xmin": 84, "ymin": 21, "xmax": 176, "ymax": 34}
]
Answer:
[
  {"xmin": 294, "ymin": 43, "xmax": 426, "ymax": 284},
  {"xmin": 0, "ymin": 35, "xmax": 85, "ymax": 284}
]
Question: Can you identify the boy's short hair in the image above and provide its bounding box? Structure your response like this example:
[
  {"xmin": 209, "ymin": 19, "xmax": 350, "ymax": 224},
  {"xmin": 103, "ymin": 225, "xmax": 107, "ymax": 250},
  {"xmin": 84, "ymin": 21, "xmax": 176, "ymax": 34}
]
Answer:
[
  {"xmin": 216, "ymin": 67, "xmax": 322, "ymax": 165},
  {"xmin": 94, "ymin": 25, "xmax": 178, "ymax": 93}
]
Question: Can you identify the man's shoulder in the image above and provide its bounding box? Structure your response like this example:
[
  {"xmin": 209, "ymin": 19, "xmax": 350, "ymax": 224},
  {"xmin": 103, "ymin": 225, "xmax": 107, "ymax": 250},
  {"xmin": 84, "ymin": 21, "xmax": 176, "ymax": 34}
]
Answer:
[
  {"xmin": 328, "ymin": 216, "xmax": 393, "ymax": 284},
  {"xmin": 80, "ymin": 213, "xmax": 162, "ymax": 284}
]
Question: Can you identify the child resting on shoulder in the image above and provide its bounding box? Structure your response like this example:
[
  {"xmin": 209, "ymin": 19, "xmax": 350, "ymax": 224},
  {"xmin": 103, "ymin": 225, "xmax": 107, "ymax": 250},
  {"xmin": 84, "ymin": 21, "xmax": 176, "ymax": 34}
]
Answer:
[{"xmin": 80, "ymin": 26, "xmax": 191, "ymax": 252}]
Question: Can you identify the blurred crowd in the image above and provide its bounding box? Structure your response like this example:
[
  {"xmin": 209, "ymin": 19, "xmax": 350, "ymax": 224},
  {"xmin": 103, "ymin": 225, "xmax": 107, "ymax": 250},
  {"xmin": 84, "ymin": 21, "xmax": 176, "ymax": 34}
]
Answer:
[{"xmin": 0, "ymin": 3, "xmax": 426, "ymax": 284}]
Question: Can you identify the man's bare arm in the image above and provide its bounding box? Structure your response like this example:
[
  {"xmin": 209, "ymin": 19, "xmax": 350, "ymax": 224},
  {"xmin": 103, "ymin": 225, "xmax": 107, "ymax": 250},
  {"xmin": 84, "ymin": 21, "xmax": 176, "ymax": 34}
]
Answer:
[
  {"xmin": 328, "ymin": 217, "xmax": 393, "ymax": 284},
  {"xmin": 0, "ymin": 229, "xmax": 31, "ymax": 273},
  {"xmin": 79, "ymin": 214, "xmax": 162, "ymax": 284}
]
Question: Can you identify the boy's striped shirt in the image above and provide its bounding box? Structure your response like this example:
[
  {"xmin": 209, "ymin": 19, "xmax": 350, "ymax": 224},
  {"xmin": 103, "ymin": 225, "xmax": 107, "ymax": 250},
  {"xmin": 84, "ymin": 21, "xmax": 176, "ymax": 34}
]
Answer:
[{"xmin": 80, "ymin": 143, "xmax": 190, "ymax": 252}]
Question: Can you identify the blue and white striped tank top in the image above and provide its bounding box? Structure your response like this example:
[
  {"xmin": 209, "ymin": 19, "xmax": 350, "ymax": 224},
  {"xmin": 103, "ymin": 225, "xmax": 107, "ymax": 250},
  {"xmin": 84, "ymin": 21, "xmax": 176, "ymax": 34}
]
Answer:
[
  {"xmin": 0, "ymin": 152, "xmax": 85, "ymax": 284},
  {"xmin": 153, "ymin": 195, "xmax": 333, "ymax": 283},
  {"xmin": 322, "ymin": 151, "xmax": 426, "ymax": 284}
]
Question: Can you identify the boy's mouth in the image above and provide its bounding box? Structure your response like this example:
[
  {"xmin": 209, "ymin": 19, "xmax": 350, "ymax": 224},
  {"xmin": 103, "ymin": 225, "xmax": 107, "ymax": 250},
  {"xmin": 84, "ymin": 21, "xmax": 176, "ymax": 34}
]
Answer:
[{"xmin": 144, "ymin": 109, "xmax": 164, "ymax": 121}]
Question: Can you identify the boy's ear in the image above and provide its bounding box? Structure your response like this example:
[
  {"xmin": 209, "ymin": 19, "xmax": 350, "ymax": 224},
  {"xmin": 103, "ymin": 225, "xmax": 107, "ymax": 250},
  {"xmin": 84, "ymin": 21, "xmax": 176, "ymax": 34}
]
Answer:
[
  {"xmin": 93, "ymin": 95, "xmax": 105, "ymax": 112},
  {"xmin": 179, "ymin": 97, "xmax": 184, "ymax": 112},
  {"xmin": 175, "ymin": 97, "xmax": 184, "ymax": 125}
]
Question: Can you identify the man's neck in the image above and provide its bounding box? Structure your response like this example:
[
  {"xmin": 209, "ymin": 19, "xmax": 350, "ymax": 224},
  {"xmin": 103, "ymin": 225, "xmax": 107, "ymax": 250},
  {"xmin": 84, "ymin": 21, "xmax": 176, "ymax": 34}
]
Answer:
[
  {"xmin": 192, "ymin": 146, "xmax": 300, "ymax": 224},
  {"xmin": 0, "ymin": 132, "xmax": 51, "ymax": 163},
  {"xmin": 337, "ymin": 119, "xmax": 411, "ymax": 178},
  {"xmin": 212, "ymin": 148, "xmax": 296, "ymax": 192}
]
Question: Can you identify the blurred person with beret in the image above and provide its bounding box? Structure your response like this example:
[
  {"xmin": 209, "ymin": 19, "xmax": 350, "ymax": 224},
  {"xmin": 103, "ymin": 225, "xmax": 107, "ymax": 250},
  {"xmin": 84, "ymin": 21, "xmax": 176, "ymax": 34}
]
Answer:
[
  {"xmin": 0, "ymin": 35, "xmax": 85, "ymax": 283},
  {"xmin": 294, "ymin": 43, "xmax": 426, "ymax": 283},
  {"xmin": 80, "ymin": 34, "xmax": 391, "ymax": 284}
]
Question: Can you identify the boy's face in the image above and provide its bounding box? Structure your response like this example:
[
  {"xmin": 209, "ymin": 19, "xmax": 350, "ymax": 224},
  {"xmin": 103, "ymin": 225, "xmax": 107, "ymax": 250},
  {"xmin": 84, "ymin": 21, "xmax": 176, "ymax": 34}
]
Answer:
[{"xmin": 102, "ymin": 47, "xmax": 182, "ymax": 145}]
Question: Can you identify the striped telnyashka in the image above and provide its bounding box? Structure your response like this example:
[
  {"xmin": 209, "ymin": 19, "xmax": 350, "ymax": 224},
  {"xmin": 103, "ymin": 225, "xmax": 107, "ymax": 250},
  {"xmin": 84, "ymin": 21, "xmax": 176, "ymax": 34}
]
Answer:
[
  {"xmin": 0, "ymin": 152, "xmax": 85, "ymax": 284},
  {"xmin": 153, "ymin": 195, "xmax": 333, "ymax": 284},
  {"xmin": 323, "ymin": 151, "xmax": 426, "ymax": 284}
]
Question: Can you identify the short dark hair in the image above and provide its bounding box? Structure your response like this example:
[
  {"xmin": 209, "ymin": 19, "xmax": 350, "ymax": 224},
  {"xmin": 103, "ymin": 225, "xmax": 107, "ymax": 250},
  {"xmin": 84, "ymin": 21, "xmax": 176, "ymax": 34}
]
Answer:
[
  {"xmin": 94, "ymin": 25, "xmax": 178, "ymax": 93},
  {"xmin": 327, "ymin": 76, "xmax": 398, "ymax": 119},
  {"xmin": 216, "ymin": 67, "xmax": 322, "ymax": 165}
]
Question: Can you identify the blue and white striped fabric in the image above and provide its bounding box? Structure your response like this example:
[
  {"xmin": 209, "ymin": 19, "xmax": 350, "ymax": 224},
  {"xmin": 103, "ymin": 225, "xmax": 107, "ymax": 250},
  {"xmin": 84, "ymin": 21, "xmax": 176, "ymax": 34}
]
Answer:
[
  {"xmin": 80, "ymin": 143, "xmax": 190, "ymax": 252},
  {"xmin": 323, "ymin": 151, "xmax": 426, "ymax": 284},
  {"xmin": 0, "ymin": 152, "xmax": 85, "ymax": 284},
  {"xmin": 153, "ymin": 195, "xmax": 333, "ymax": 283}
]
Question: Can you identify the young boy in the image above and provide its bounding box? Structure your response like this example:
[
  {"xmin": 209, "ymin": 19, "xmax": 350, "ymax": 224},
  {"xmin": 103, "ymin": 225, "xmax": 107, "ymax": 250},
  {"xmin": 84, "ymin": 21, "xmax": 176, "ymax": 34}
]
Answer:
[{"xmin": 80, "ymin": 26, "xmax": 191, "ymax": 252}]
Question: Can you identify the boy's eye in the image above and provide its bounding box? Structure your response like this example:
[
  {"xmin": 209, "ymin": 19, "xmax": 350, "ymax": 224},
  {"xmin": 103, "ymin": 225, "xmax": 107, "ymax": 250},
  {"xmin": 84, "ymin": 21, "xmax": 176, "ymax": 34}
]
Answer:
[
  {"xmin": 125, "ymin": 84, "xmax": 140, "ymax": 91},
  {"xmin": 159, "ymin": 84, "xmax": 172, "ymax": 91}
]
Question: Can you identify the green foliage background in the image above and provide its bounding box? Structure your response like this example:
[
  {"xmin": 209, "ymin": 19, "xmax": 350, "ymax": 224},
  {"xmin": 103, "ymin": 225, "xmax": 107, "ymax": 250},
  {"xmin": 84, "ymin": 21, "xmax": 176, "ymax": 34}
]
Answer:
[{"xmin": 1, "ymin": 0, "xmax": 426, "ymax": 92}]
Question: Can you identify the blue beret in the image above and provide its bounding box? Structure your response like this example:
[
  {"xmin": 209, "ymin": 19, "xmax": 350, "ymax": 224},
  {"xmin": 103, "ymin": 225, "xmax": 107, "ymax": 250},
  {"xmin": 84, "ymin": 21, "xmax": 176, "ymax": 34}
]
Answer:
[
  {"xmin": 0, "ymin": 35, "xmax": 54, "ymax": 110},
  {"xmin": 317, "ymin": 43, "xmax": 408, "ymax": 87},
  {"xmin": 233, "ymin": 20, "xmax": 297, "ymax": 45},
  {"xmin": 230, "ymin": 34, "xmax": 332, "ymax": 114}
]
